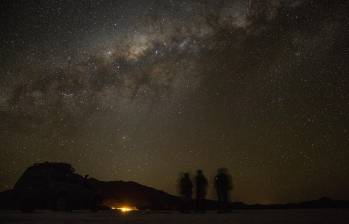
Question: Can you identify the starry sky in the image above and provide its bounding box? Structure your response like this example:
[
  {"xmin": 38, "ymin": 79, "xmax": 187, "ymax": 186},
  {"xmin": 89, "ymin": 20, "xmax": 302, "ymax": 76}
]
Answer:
[{"xmin": 0, "ymin": 0, "xmax": 348, "ymax": 204}]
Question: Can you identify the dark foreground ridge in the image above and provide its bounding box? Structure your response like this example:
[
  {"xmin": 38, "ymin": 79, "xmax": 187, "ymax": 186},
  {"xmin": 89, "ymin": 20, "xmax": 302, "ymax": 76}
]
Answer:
[
  {"xmin": 0, "ymin": 162, "xmax": 181, "ymax": 211},
  {"xmin": 0, "ymin": 162, "xmax": 348, "ymax": 211}
]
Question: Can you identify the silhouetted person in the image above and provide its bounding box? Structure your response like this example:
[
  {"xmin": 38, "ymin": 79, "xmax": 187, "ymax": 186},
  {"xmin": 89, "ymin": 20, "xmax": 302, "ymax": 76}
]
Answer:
[
  {"xmin": 215, "ymin": 168, "xmax": 233, "ymax": 213},
  {"xmin": 178, "ymin": 172, "xmax": 193, "ymax": 213},
  {"xmin": 195, "ymin": 170, "xmax": 208, "ymax": 213}
]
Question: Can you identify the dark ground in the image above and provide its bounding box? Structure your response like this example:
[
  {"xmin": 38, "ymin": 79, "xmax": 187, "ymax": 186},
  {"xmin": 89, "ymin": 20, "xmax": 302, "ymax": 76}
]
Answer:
[{"xmin": 1, "ymin": 209, "xmax": 349, "ymax": 224}]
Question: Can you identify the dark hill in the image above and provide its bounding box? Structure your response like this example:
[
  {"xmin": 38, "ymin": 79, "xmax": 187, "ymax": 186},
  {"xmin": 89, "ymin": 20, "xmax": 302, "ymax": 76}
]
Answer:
[
  {"xmin": 0, "ymin": 162, "xmax": 180, "ymax": 211},
  {"xmin": 90, "ymin": 179, "xmax": 180, "ymax": 209}
]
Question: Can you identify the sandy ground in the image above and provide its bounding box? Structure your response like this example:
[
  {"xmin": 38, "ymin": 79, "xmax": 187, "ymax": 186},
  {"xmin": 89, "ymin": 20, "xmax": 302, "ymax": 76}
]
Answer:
[{"xmin": 1, "ymin": 209, "xmax": 349, "ymax": 224}]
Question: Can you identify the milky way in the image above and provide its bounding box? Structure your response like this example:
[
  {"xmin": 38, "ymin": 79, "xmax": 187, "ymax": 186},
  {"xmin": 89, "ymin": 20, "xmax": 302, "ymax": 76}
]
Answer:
[{"xmin": 1, "ymin": 0, "xmax": 349, "ymax": 203}]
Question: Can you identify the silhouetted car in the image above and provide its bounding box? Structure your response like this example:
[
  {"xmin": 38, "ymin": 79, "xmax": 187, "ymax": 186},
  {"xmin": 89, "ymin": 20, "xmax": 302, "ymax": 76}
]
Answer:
[{"xmin": 14, "ymin": 162, "xmax": 101, "ymax": 212}]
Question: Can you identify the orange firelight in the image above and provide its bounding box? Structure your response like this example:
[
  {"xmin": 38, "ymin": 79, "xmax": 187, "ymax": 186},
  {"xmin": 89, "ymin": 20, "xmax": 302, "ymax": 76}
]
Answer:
[{"xmin": 111, "ymin": 205, "xmax": 138, "ymax": 213}]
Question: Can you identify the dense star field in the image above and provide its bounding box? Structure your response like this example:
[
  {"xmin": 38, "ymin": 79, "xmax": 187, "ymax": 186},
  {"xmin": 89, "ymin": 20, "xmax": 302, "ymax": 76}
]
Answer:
[{"xmin": 0, "ymin": 0, "xmax": 348, "ymax": 204}]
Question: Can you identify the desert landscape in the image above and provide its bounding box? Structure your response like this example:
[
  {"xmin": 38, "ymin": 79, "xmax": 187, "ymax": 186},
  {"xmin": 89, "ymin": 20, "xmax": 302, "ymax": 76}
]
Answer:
[{"xmin": 1, "ymin": 1, "xmax": 348, "ymax": 223}]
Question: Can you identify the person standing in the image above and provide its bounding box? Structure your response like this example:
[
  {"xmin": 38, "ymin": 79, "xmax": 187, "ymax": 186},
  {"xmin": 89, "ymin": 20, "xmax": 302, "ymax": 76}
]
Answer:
[
  {"xmin": 215, "ymin": 168, "xmax": 233, "ymax": 213},
  {"xmin": 178, "ymin": 172, "xmax": 193, "ymax": 213},
  {"xmin": 195, "ymin": 170, "xmax": 208, "ymax": 213}
]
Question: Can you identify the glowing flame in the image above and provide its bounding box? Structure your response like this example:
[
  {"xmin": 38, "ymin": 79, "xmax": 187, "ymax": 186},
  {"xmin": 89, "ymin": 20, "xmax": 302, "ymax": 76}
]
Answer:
[{"xmin": 111, "ymin": 206, "xmax": 138, "ymax": 213}]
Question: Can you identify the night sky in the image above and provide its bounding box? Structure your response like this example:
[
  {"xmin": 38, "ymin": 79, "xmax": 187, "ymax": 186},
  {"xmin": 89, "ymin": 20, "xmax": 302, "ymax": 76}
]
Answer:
[{"xmin": 1, "ymin": 0, "xmax": 348, "ymax": 204}]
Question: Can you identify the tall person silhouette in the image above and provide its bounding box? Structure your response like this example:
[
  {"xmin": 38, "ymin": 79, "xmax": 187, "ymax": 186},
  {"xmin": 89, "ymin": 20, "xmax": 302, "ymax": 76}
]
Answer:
[
  {"xmin": 215, "ymin": 168, "xmax": 233, "ymax": 213},
  {"xmin": 195, "ymin": 170, "xmax": 208, "ymax": 213}
]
